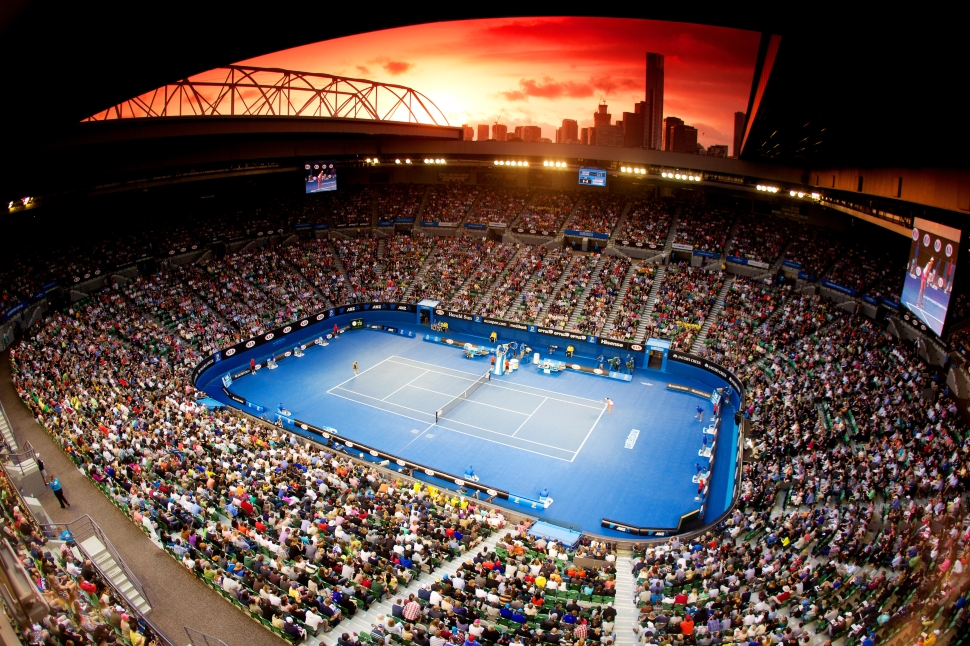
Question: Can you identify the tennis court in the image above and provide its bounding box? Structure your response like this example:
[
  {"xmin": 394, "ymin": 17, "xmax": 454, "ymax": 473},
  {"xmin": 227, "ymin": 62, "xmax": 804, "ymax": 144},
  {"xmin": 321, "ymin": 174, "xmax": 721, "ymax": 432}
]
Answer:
[{"xmin": 327, "ymin": 356, "xmax": 606, "ymax": 461}]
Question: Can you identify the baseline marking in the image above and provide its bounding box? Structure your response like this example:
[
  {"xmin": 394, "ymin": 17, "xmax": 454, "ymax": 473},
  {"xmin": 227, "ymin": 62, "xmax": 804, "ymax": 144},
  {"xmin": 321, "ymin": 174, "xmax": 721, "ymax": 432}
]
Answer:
[
  {"xmin": 329, "ymin": 356, "xmax": 397, "ymax": 391},
  {"xmin": 329, "ymin": 387, "xmax": 435, "ymax": 419}
]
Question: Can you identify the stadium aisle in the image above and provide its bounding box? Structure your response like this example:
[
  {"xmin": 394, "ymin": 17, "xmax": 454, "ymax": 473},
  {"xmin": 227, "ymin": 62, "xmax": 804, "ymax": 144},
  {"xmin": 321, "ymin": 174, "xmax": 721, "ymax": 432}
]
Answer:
[
  {"xmin": 612, "ymin": 555, "xmax": 637, "ymax": 646},
  {"xmin": 315, "ymin": 532, "xmax": 505, "ymax": 646},
  {"xmin": 0, "ymin": 352, "xmax": 287, "ymax": 646}
]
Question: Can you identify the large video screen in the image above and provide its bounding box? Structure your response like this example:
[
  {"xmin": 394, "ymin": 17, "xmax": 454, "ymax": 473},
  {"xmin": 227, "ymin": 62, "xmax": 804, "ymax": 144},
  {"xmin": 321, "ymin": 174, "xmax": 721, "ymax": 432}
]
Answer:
[
  {"xmin": 305, "ymin": 161, "xmax": 337, "ymax": 193},
  {"xmin": 578, "ymin": 167, "xmax": 607, "ymax": 187},
  {"xmin": 902, "ymin": 217, "xmax": 961, "ymax": 336}
]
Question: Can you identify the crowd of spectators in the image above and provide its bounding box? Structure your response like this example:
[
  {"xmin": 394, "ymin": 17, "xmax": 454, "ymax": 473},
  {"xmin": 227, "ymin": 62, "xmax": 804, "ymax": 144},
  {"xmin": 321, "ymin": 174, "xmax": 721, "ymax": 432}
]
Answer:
[
  {"xmin": 615, "ymin": 200, "xmax": 673, "ymax": 249},
  {"xmin": 284, "ymin": 239, "xmax": 347, "ymax": 306},
  {"xmin": 571, "ymin": 255, "xmax": 629, "ymax": 336},
  {"xmin": 704, "ymin": 277, "xmax": 784, "ymax": 358},
  {"xmin": 481, "ymin": 248, "xmax": 551, "ymax": 318},
  {"xmin": 784, "ymin": 227, "xmax": 845, "ymax": 279},
  {"xmin": 540, "ymin": 254, "xmax": 599, "ymax": 330},
  {"xmin": 567, "ymin": 196, "xmax": 626, "ymax": 236},
  {"xmin": 327, "ymin": 187, "xmax": 376, "ymax": 227},
  {"xmin": 673, "ymin": 207, "xmax": 734, "ymax": 255},
  {"xmin": 411, "ymin": 235, "xmax": 516, "ymax": 311},
  {"xmin": 506, "ymin": 251, "xmax": 573, "ymax": 324},
  {"xmin": 516, "ymin": 193, "xmax": 576, "ymax": 234},
  {"xmin": 647, "ymin": 264, "xmax": 725, "ymax": 350},
  {"xmin": 376, "ymin": 186, "xmax": 426, "ymax": 222},
  {"xmin": 729, "ymin": 215, "xmax": 796, "ymax": 265},
  {"xmin": 335, "ymin": 237, "xmax": 383, "ymax": 303},
  {"xmin": 467, "ymin": 188, "xmax": 530, "ymax": 226},
  {"xmin": 602, "ymin": 262, "xmax": 655, "ymax": 342},
  {"xmin": 382, "ymin": 235, "xmax": 437, "ymax": 303},
  {"xmin": 825, "ymin": 242, "xmax": 907, "ymax": 295},
  {"xmin": 422, "ymin": 185, "xmax": 480, "ymax": 224},
  {"xmin": 444, "ymin": 243, "xmax": 521, "ymax": 312}
]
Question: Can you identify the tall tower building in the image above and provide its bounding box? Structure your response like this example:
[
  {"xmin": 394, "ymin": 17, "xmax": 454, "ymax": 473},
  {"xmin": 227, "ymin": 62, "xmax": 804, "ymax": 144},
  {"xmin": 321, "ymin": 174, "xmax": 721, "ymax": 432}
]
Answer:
[
  {"xmin": 733, "ymin": 111, "xmax": 747, "ymax": 158},
  {"xmin": 644, "ymin": 53, "xmax": 665, "ymax": 150},
  {"xmin": 477, "ymin": 124, "xmax": 490, "ymax": 141},
  {"xmin": 492, "ymin": 124, "xmax": 508, "ymax": 142},
  {"xmin": 461, "ymin": 124, "xmax": 474, "ymax": 141}
]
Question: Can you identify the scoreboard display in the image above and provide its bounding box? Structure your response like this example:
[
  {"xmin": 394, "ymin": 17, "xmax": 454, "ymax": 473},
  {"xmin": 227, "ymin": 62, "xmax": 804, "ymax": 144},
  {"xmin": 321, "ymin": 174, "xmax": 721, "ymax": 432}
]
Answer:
[{"xmin": 578, "ymin": 168, "xmax": 607, "ymax": 187}]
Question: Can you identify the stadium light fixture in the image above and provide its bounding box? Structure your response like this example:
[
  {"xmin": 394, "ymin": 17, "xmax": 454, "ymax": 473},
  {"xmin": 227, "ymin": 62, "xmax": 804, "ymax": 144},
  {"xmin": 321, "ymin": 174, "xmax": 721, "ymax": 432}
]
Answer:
[
  {"xmin": 811, "ymin": 192, "xmax": 821, "ymax": 200},
  {"xmin": 405, "ymin": 159, "xmax": 411, "ymax": 164},
  {"xmin": 395, "ymin": 159, "xmax": 401, "ymax": 164}
]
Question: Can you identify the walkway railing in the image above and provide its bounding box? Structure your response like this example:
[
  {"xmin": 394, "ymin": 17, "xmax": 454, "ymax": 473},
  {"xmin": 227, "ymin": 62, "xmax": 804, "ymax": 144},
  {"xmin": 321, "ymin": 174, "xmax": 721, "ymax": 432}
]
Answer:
[{"xmin": 38, "ymin": 515, "xmax": 150, "ymax": 606}]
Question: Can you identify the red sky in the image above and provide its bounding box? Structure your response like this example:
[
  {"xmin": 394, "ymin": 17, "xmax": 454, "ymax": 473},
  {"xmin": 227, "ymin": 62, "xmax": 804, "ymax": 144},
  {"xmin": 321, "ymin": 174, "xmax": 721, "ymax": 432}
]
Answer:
[{"xmin": 238, "ymin": 17, "xmax": 759, "ymax": 150}]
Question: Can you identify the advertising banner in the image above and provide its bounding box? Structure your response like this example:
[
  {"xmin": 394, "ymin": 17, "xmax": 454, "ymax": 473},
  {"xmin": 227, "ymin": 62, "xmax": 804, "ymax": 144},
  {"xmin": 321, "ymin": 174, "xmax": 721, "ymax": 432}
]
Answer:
[
  {"xmin": 563, "ymin": 229, "xmax": 610, "ymax": 240},
  {"xmin": 668, "ymin": 350, "xmax": 744, "ymax": 396},
  {"xmin": 820, "ymin": 280, "xmax": 858, "ymax": 297}
]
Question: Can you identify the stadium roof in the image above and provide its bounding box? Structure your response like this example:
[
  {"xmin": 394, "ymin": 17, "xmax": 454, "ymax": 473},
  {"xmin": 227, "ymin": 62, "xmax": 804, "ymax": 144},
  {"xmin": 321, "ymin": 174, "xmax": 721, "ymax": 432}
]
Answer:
[{"xmin": 1, "ymin": 8, "xmax": 964, "ymax": 199}]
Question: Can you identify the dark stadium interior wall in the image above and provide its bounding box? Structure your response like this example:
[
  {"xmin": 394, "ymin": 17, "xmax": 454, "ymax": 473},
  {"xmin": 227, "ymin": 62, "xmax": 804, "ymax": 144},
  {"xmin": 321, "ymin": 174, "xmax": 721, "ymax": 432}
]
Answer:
[{"xmin": 811, "ymin": 167, "xmax": 970, "ymax": 217}]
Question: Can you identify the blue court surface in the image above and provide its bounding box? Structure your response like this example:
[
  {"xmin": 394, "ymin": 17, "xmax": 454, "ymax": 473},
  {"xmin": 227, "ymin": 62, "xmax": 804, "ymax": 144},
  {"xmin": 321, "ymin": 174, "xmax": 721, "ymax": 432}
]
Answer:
[{"xmin": 212, "ymin": 329, "xmax": 732, "ymax": 535}]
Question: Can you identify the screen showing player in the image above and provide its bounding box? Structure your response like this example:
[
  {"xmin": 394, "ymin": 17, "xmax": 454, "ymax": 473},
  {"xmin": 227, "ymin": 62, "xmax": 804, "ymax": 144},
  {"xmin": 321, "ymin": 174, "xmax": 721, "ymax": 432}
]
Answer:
[
  {"xmin": 305, "ymin": 161, "xmax": 337, "ymax": 193},
  {"xmin": 901, "ymin": 217, "xmax": 961, "ymax": 336},
  {"xmin": 578, "ymin": 168, "xmax": 607, "ymax": 187}
]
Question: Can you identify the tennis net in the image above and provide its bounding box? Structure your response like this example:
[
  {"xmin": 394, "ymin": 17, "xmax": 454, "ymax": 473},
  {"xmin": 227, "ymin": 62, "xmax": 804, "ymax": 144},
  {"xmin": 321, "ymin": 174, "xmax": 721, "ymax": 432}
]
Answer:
[{"xmin": 436, "ymin": 370, "xmax": 491, "ymax": 423}]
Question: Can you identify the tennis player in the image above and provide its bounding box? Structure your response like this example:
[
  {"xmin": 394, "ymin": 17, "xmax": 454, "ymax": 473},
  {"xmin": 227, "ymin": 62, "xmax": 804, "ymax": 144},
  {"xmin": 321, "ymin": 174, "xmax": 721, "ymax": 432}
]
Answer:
[{"xmin": 352, "ymin": 361, "xmax": 359, "ymax": 376}]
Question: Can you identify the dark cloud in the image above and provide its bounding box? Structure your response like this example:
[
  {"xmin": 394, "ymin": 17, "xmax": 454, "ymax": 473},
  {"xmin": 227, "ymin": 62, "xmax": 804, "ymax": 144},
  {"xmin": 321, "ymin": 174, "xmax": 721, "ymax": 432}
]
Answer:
[
  {"xmin": 383, "ymin": 60, "xmax": 414, "ymax": 75},
  {"xmin": 356, "ymin": 65, "xmax": 370, "ymax": 75}
]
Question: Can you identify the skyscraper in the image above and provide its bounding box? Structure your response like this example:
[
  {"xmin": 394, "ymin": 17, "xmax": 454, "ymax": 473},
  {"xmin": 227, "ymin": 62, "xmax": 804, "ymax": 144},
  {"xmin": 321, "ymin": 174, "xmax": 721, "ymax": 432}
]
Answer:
[
  {"xmin": 461, "ymin": 124, "xmax": 474, "ymax": 141},
  {"xmin": 663, "ymin": 116, "xmax": 684, "ymax": 152},
  {"xmin": 477, "ymin": 124, "xmax": 490, "ymax": 141},
  {"xmin": 561, "ymin": 119, "xmax": 579, "ymax": 144},
  {"xmin": 644, "ymin": 53, "xmax": 664, "ymax": 150},
  {"xmin": 514, "ymin": 125, "xmax": 542, "ymax": 142},
  {"xmin": 492, "ymin": 124, "xmax": 508, "ymax": 142},
  {"xmin": 594, "ymin": 104, "xmax": 612, "ymax": 127},
  {"xmin": 733, "ymin": 112, "xmax": 747, "ymax": 158}
]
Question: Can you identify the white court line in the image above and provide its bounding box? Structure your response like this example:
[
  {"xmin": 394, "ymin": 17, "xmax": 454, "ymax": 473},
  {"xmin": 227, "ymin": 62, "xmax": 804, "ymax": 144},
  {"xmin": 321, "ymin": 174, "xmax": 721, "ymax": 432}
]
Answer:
[
  {"xmin": 328, "ymin": 385, "xmax": 571, "ymax": 460},
  {"xmin": 569, "ymin": 405, "xmax": 607, "ymax": 463},
  {"xmin": 511, "ymin": 397, "xmax": 546, "ymax": 437},
  {"xmin": 329, "ymin": 356, "xmax": 400, "ymax": 391},
  {"xmin": 434, "ymin": 422, "xmax": 574, "ymax": 462},
  {"xmin": 382, "ymin": 370, "xmax": 429, "ymax": 401},
  {"xmin": 390, "ymin": 356, "xmax": 603, "ymax": 409},
  {"xmin": 326, "ymin": 389, "xmax": 434, "ymax": 426},
  {"xmin": 330, "ymin": 386, "xmax": 437, "ymax": 419},
  {"xmin": 399, "ymin": 421, "xmax": 437, "ymax": 452},
  {"xmin": 439, "ymin": 415, "xmax": 577, "ymax": 451},
  {"xmin": 387, "ymin": 356, "xmax": 481, "ymax": 377},
  {"xmin": 408, "ymin": 385, "xmax": 531, "ymax": 417},
  {"xmin": 483, "ymin": 381, "xmax": 603, "ymax": 410}
]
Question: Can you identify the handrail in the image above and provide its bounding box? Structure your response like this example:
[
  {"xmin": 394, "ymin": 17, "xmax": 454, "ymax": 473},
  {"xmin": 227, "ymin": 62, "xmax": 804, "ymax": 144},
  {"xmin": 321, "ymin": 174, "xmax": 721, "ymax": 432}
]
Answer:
[
  {"xmin": 185, "ymin": 626, "xmax": 230, "ymax": 646},
  {"xmin": 0, "ymin": 442, "xmax": 38, "ymax": 479},
  {"xmin": 38, "ymin": 515, "xmax": 150, "ymax": 607}
]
